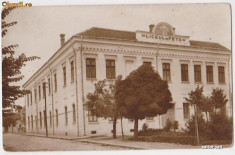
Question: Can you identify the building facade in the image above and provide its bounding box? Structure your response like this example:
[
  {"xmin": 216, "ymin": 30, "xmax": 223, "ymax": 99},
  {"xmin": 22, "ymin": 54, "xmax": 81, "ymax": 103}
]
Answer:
[{"xmin": 23, "ymin": 22, "xmax": 231, "ymax": 137}]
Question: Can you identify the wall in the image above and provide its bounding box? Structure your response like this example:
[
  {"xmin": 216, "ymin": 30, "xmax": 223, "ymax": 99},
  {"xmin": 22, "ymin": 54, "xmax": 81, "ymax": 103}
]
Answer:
[{"xmin": 24, "ymin": 37, "xmax": 231, "ymax": 136}]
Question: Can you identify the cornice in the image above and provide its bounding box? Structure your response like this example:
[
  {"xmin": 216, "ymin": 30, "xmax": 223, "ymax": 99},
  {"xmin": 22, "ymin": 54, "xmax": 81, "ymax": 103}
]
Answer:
[{"xmin": 80, "ymin": 46, "xmax": 230, "ymax": 63}]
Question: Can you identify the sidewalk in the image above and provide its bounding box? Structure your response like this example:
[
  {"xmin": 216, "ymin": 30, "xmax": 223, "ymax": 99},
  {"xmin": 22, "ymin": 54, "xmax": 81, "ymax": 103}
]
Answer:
[
  {"xmin": 78, "ymin": 136, "xmax": 200, "ymax": 150},
  {"xmin": 21, "ymin": 133, "xmax": 200, "ymax": 149},
  {"xmin": 20, "ymin": 132, "xmax": 104, "ymax": 140}
]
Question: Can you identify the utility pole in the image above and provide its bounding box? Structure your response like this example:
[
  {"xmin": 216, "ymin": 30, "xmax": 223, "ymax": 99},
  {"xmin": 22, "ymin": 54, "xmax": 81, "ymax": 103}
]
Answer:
[
  {"xmin": 156, "ymin": 43, "xmax": 159, "ymax": 73},
  {"xmin": 43, "ymin": 82, "xmax": 48, "ymax": 137},
  {"xmin": 194, "ymin": 104, "xmax": 200, "ymax": 145}
]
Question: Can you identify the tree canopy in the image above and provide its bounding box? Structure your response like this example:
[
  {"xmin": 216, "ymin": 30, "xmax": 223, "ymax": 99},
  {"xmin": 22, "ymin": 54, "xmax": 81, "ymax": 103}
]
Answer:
[
  {"xmin": 2, "ymin": 7, "xmax": 40, "ymax": 109},
  {"xmin": 115, "ymin": 64, "xmax": 173, "ymax": 120},
  {"xmin": 115, "ymin": 64, "xmax": 173, "ymax": 139},
  {"xmin": 211, "ymin": 88, "xmax": 228, "ymax": 110},
  {"xmin": 184, "ymin": 86, "xmax": 204, "ymax": 108},
  {"xmin": 85, "ymin": 77, "xmax": 122, "ymax": 138}
]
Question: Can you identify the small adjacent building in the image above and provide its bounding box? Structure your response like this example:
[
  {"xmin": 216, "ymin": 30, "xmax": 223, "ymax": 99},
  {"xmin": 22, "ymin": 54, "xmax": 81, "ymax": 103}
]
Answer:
[{"xmin": 23, "ymin": 22, "xmax": 231, "ymax": 136}]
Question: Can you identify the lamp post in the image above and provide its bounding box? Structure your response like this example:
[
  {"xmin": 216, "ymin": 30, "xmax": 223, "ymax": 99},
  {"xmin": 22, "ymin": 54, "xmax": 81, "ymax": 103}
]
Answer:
[{"xmin": 43, "ymin": 82, "xmax": 48, "ymax": 137}]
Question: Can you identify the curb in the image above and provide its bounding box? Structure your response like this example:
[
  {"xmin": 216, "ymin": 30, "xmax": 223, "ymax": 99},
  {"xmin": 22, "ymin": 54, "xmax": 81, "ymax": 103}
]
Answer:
[
  {"xmin": 18, "ymin": 133, "xmax": 148, "ymax": 149},
  {"xmin": 78, "ymin": 139, "xmax": 148, "ymax": 150},
  {"xmin": 19, "ymin": 133, "xmax": 99, "ymax": 140}
]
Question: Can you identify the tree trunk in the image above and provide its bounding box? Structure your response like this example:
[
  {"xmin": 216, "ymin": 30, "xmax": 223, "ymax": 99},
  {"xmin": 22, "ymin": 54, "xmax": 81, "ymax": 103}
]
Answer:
[
  {"xmin": 5, "ymin": 126, "xmax": 8, "ymax": 133},
  {"xmin": 121, "ymin": 117, "xmax": 124, "ymax": 140},
  {"xmin": 134, "ymin": 118, "xmax": 138, "ymax": 140},
  {"xmin": 112, "ymin": 117, "xmax": 117, "ymax": 139},
  {"xmin": 205, "ymin": 111, "xmax": 208, "ymax": 122}
]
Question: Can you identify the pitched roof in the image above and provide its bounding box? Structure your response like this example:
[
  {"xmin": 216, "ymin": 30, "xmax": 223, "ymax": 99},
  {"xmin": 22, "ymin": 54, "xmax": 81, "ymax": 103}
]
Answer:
[
  {"xmin": 189, "ymin": 40, "xmax": 229, "ymax": 51},
  {"xmin": 78, "ymin": 27, "xmax": 230, "ymax": 51},
  {"xmin": 79, "ymin": 27, "xmax": 136, "ymax": 41}
]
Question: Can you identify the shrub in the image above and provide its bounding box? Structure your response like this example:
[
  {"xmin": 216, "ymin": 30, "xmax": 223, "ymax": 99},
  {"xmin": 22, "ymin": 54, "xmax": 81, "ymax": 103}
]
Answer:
[
  {"xmin": 164, "ymin": 118, "xmax": 173, "ymax": 131},
  {"xmin": 163, "ymin": 119, "xmax": 179, "ymax": 132},
  {"xmin": 184, "ymin": 114, "xmax": 207, "ymax": 137},
  {"xmin": 138, "ymin": 128, "xmax": 164, "ymax": 136},
  {"xmin": 173, "ymin": 121, "xmax": 179, "ymax": 131},
  {"xmin": 206, "ymin": 113, "xmax": 233, "ymax": 140},
  {"xmin": 142, "ymin": 123, "xmax": 148, "ymax": 132},
  {"xmin": 137, "ymin": 134, "xmax": 196, "ymax": 145}
]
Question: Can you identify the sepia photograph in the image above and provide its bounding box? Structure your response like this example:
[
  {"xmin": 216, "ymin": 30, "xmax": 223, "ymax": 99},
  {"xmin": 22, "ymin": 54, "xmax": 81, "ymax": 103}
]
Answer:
[{"xmin": 1, "ymin": 2, "xmax": 233, "ymax": 152}]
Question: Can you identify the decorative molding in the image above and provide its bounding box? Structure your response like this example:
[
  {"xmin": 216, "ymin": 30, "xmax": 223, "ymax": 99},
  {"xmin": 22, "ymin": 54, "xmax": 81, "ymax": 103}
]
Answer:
[
  {"xmin": 104, "ymin": 54, "xmax": 117, "ymax": 60},
  {"xmin": 217, "ymin": 62, "xmax": 226, "ymax": 65},
  {"xmin": 142, "ymin": 56, "xmax": 154, "ymax": 62},
  {"xmin": 180, "ymin": 60, "xmax": 190, "ymax": 63},
  {"xmin": 205, "ymin": 62, "xmax": 215, "ymax": 65},
  {"xmin": 192, "ymin": 61, "xmax": 203, "ymax": 64},
  {"xmin": 69, "ymin": 55, "xmax": 75, "ymax": 61},
  {"xmin": 83, "ymin": 52, "xmax": 98, "ymax": 58},
  {"xmin": 161, "ymin": 58, "xmax": 172, "ymax": 62},
  {"xmin": 124, "ymin": 56, "xmax": 136, "ymax": 62},
  {"xmin": 80, "ymin": 46, "xmax": 229, "ymax": 63}
]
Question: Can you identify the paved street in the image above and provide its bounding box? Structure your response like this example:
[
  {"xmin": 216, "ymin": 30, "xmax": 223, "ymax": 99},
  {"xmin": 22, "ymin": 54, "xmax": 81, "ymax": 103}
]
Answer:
[{"xmin": 3, "ymin": 134, "xmax": 130, "ymax": 151}]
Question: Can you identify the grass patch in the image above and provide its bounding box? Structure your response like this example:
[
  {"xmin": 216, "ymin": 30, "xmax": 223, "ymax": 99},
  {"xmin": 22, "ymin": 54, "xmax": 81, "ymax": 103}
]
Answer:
[{"xmin": 133, "ymin": 130, "xmax": 233, "ymax": 146}]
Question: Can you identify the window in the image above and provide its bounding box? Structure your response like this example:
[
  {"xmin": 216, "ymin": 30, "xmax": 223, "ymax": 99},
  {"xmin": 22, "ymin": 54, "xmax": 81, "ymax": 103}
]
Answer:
[
  {"xmin": 34, "ymin": 88, "xmax": 37, "ymax": 103},
  {"xmin": 72, "ymin": 104, "xmax": 76, "ymax": 123},
  {"xmin": 163, "ymin": 63, "xmax": 171, "ymax": 81},
  {"xmin": 125, "ymin": 60, "xmax": 135, "ymax": 77},
  {"xmin": 88, "ymin": 111, "xmax": 98, "ymax": 122},
  {"xmin": 206, "ymin": 66, "xmax": 213, "ymax": 83},
  {"xmin": 183, "ymin": 103, "xmax": 190, "ymax": 119},
  {"xmin": 43, "ymin": 110, "xmax": 46, "ymax": 128},
  {"xmin": 218, "ymin": 66, "xmax": 225, "ymax": 83},
  {"xmin": 65, "ymin": 106, "xmax": 68, "ymax": 125},
  {"xmin": 194, "ymin": 65, "xmax": 201, "ymax": 82},
  {"xmin": 143, "ymin": 61, "xmax": 152, "ymax": 66},
  {"xmin": 35, "ymin": 116, "xmax": 38, "ymax": 129},
  {"xmin": 54, "ymin": 73, "xmax": 57, "ymax": 92},
  {"xmin": 38, "ymin": 85, "xmax": 41, "ymax": 101},
  {"xmin": 40, "ymin": 112, "xmax": 42, "ymax": 128},
  {"xmin": 56, "ymin": 109, "xmax": 58, "ymax": 127},
  {"xmin": 42, "ymin": 83, "xmax": 45, "ymax": 98},
  {"xmin": 27, "ymin": 94, "xmax": 29, "ymax": 107},
  {"xmin": 106, "ymin": 59, "xmax": 116, "ymax": 79},
  {"xmin": 63, "ymin": 66, "xmax": 66, "ymax": 86},
  {"xmin": 30, "ymin": 91, "xmax": 33, "ymax": 105},
  {"xmin": 49, "ymin": 111, "xmax": 52, "ymax": 128},
  {"xmin": 181, "ymin": 64, "xmax": 189, "ymax": 82},
  {"xmin": 48, "ymin": 78, "xmax": 51, "ymax": 95},
  {"xmin": 31, "ymin": 115, "xmax": 33, "ymax": 130},
  {"xmin": 28, "ymin": 116, "xmax": 30, "ymax": 130},
  {"xmin": 71, "ymin": 61, "xmax": 75, "ymax": 82},
  {"xmin": 86, "ymin": 58, "xmax": 96, "ymax": 78}
]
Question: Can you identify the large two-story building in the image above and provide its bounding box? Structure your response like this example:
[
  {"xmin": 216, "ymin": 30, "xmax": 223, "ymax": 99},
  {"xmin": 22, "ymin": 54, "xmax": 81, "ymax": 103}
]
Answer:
[{"xmin": 23, "ymin": 22, "xmax": 231, "ymax": 137}]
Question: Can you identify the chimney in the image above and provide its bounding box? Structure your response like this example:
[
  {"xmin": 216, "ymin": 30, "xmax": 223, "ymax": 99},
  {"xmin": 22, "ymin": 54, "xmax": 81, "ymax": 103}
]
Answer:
[
  {"xmin": 172, "ymin": 28, "xmax": 176, "ymax": 35},
  {"xmin": 149, "ymin": 24, "xmax": 155, "ymax": 33},
  {"xmin": 60, "ymin": 34, "xmax": 65, "ymax": 47}
]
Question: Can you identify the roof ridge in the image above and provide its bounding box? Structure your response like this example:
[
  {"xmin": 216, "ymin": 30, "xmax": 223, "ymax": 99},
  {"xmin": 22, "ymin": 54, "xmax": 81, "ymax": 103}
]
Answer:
[
  {"xmin": 190, "ymin": 40, "xmax": 219, "ymax": 44},
  {"xmin": 79, "ymin": 26, "xmax": 135, "ymax": 34}
]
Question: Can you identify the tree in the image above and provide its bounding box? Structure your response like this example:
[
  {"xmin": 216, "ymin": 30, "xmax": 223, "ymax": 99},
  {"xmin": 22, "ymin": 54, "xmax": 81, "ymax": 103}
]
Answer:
[
  {"xmin": 3, "ymin": 113, "xmax": 21, "ymax": 132},
  {"xmin": 2, "ymin": 7, "xmax": 40, "ymax": 110},
  {"xmin": 184, "ymin": 86, "xmax": 205, "ymax": 145},
  {"xmin": 201, "ymin": 96, "xmax": 213, "ymax": 122},
  {"xmin": 115, "ymin": 64, "xmax": 173, "ymax": 140},
  {"xmin": 211, "ymin": 88, "xmax": 228, "ymax": 114},
  {"xmin": 85, "ymin": 77, "xmax": 122, "ymax": 139}
]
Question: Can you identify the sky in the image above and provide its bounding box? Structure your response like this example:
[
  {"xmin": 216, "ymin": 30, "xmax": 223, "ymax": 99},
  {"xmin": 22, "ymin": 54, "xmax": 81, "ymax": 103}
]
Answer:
[{"xmin": 2, "ymin": 4, "xmax": 231, "ymax": 106}]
